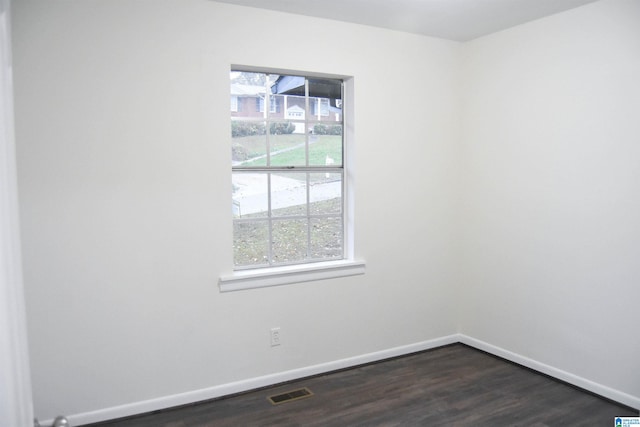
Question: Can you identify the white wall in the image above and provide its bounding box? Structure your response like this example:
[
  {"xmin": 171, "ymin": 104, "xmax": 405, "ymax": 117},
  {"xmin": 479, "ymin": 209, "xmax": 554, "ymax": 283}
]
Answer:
[
  {"xmin": 459, "ymin": 0, "xmax": 640, "ymax": 403},
  {"xmin": 14, "ymin": 0, "xmax": 640, "ymax": 422},
  {"xmin": 0, "ymin": 0, "xmax": 34, "ymax": 425},
  {"xmin": 12, "ymin": 0, "xmax": 460, "ymax": 422}
]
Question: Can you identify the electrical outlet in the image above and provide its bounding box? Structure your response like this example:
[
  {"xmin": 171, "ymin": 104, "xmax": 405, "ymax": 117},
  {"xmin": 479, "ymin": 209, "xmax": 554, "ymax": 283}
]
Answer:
[{"xmin": 270, "ymin": 327, "xmax": 281, "ymax": 347}]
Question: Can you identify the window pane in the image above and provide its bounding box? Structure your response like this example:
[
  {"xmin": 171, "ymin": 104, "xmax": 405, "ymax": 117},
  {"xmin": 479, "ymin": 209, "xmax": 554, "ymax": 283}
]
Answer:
[
  {"xmin": 232, "ymin": 173, "xmax": 268, "ymax": 218},
  {"xmin": 282, "ymin": 95, "xmax": 307, "ymax": 121},
  {"xmin": 309, "ymin": 173, "xmax": 342, "ymax": 215},
  {"xmin": 270, "ymin": 74, "xmax": 307, "ymax": 120},
  {"xmin": 310, "ymin": 98, "xmax": 329, "ymax": 119},
  {"xmin": 308, "ymin": 78, "xmax": 342, "ymax": 123},
  {"xmin": 269, "ymin": 128, "xmax": 306, "ymax": 167},
  {"xmin": 230, "ymin": 71, "xmax": 268, "ymax": 119},
  {"xmin": 272, "ymin": 219, "xmax": 308, "ymax": 264},
  {"xmin": 231, "ymin": 71, "xmax": 267, "ymax": 86},
  {"xmin": 310, "ymin": 217, "xmax": 343, "ymax": 260},
  {"xmin": 271, "ymin": 172, "xmax": 307, "ymax": 217},
  {"xmin": 231, "ymin": 70, "xmax": 345, "ymax": 270},
  {"xmin": 231, "ymin": 120, "xmax": 267, "ymax": 166},
  {"xmin": 269, "ymin": 94, "xmax": 285, "ymax": 119},
  {"xmin": 308, "ymin": 78, "xmax": 342, "ymax": 99},
  {"xmin": 309, "ymin": 125, "xmax": 342, "ymax": 166},
  {"xmin": 271, "ymin": 75, "xmax": 305, "ymax": 96},
  {"xmin": 234, "ymin": 220, "xmax": 269, "ymax": 267}
]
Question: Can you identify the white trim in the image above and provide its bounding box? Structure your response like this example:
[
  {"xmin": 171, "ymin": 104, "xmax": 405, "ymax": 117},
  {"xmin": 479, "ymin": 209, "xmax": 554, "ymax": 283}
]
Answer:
[
  {"xmin": 458, "ymin": 334, "xmax": 640, "ymax": 410},
  {"xmin": 0, "ymin": 2, "xmax": 34, "ymax": 426},
  {"xmin": 219, "ymin": 259, "xmax": 365, "ymax": 292},
  {"xmin": 45, "ymin": 333, "xmax": 640, "ymax": 425},
  {"xmin": 53, "ymin": 334, "xmax": 459, "ymax": 426}
]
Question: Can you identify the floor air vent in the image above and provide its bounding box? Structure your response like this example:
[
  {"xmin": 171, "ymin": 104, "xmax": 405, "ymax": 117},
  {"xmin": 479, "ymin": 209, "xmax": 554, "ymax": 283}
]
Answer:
[{"xmin": 267, "ymin": 387, "xmax": 313, "ymax": 405}]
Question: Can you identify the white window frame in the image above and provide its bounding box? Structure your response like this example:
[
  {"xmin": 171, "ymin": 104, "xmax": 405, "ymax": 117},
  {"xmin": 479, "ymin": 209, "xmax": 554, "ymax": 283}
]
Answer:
[
  {"xmin": 220, "ymin": 67, "xmax": 363, "ymax": 292},
  {"xmin": 258, "ymin": 95, "xmax": 277, "ymax": 113},
  {"xmin": 313, "ymin": 97, "xmax": 330, "ymax": 118}
]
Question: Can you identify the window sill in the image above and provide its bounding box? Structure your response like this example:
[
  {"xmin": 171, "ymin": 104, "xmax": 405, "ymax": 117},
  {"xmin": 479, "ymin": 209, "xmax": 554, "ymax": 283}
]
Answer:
[{"xmin": 218, "ymin": 260, "xmax": 365, "ymax": 292}]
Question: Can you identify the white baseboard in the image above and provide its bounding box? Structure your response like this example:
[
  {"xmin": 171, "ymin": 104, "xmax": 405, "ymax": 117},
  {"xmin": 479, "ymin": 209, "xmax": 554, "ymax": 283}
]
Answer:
[
  {"xmin": 45, "ymin": 333, "xmax": 638, "ymax": 426},
  {"xmin": 458, "ymin": 334, "xmax": 640, "ymax": 411},
  {"xmin": 60, "ymin": 334, "xmax": 460, "ymax": 426}
]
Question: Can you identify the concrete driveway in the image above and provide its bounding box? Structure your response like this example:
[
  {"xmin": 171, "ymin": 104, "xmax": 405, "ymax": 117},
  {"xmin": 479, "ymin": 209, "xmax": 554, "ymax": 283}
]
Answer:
[{"xmin": 232, "ymin": 173, "xmax": 341, "ymax": 216}]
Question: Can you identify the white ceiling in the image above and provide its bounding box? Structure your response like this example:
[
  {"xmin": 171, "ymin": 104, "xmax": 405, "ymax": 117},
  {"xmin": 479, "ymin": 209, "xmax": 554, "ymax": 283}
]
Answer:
[{"xmin": 212, "ymin": 0, "xmax": 599, "ymax": 41}]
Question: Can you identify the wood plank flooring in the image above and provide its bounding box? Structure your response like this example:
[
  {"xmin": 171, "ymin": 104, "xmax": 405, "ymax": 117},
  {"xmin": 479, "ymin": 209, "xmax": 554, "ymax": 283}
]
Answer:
[{"xmin": 85, "ymin": 344, "xmax": 638, "ymax": 426}]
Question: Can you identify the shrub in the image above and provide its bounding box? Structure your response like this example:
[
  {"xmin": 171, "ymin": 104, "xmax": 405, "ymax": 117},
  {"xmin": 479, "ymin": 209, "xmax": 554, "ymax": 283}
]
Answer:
[
  {"xmin": 312, "ymin": 124, "xmax": 342, "ymax": 135},
  {"xmin": 231, "ymin": 121, "xmax": 266, "ymax": 137},
  {"xmin": 269, "ymin": 121, "xmax": 296, "ymax": 135},
  {"xmin": 232, "ymin": 144, "xmax": 248, "ymax": 161}
]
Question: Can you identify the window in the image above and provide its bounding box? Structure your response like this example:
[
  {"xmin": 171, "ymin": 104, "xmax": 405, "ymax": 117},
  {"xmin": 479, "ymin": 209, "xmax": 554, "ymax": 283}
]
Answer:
[
  {"xmin": 222, "ymin": 68, "xmax": 364, "ymax": 291},
  {"xmin": 311, "ymin": 98, "xmax": 330, "ymax": 118},
  {"xmin": 230, "ymin": 70, "xmax": 345, "ymax": 270},
  {"xmin": 257, "ymin": 96, "xmax": 278, "ymax": 113}
]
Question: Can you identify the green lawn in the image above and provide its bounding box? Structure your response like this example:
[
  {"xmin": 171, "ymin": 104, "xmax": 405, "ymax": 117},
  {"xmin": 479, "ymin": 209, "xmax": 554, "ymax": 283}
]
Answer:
[
  {"xmin": 234, "ymin": 198, "xmax": 343, "ymax": 267},
  {"xmin": 232, "ymin": 134, "xmax": 342, "ymax": 166},
  {"xmin": 232, "ymin": 133, "xmax": 344, "ymax": 266}
]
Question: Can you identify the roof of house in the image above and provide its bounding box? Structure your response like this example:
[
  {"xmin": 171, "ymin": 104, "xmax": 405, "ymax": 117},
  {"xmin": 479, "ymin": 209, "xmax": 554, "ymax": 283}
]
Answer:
[
  {"xmin": 230, "ymin": 83, "xmax": 266, "ymax": 97},
  {"xmin": 272, "ymin": 76, "xmax": 342, "ymax": 99}
]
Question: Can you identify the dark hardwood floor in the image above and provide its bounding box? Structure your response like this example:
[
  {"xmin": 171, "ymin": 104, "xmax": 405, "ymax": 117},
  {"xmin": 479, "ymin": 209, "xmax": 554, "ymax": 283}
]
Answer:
[{"xmin": 85, "ymin": 344, "xmax": 638, "ymax": 426}]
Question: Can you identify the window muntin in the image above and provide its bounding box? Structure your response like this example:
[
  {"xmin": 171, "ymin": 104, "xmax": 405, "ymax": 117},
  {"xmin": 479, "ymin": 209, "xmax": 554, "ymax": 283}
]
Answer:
[{"xmin": 231, "ymin": 70, "xmax": 344, "ymax": 270}]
